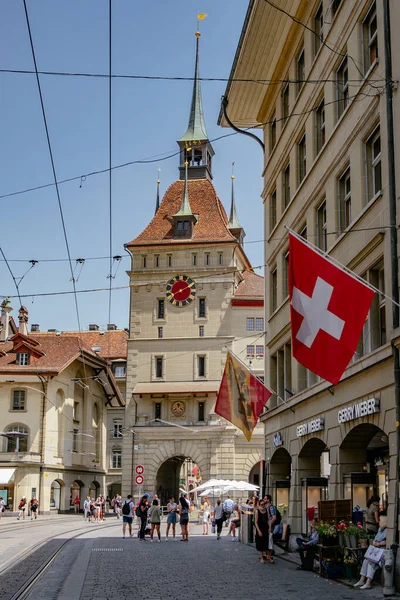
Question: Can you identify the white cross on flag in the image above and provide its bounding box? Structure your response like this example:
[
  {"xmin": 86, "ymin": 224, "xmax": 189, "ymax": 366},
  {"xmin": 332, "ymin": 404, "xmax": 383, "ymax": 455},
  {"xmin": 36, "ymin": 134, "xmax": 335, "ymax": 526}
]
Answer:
[{"xmin": 289, "ymin": 233, "xmax": 375, "ymax": 385}]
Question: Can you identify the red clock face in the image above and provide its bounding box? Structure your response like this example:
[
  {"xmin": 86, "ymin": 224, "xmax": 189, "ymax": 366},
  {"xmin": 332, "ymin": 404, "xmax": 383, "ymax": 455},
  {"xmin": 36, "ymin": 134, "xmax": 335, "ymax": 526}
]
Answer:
[
  {"xmin": 166, "ymin": 275, "xmax": 196, "ymax": 307},
  {"xmin": 171, "ymin": 280, "xmax": 191, "ymax": 301}
]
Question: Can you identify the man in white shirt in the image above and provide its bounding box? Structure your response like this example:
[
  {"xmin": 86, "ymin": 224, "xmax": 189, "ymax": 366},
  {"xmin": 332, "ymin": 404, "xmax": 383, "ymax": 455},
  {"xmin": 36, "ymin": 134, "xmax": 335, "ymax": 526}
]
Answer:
[{"xmin": 223, "ymin": 496, "xmax": 235, "ymax": 527}]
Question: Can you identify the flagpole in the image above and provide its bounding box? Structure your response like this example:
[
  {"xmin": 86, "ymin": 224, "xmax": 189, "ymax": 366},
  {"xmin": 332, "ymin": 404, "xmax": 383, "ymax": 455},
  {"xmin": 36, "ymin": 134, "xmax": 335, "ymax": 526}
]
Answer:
[{"xmin": 285, "ymin": 226, "xmax": 400, "ymax": 309}]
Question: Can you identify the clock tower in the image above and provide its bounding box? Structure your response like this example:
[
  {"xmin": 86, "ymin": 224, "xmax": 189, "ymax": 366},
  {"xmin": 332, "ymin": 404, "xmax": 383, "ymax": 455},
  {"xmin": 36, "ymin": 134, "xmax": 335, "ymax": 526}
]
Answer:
[{"xmin": 122, "ymin": 32, "xmax": 265, "ymax": 501}]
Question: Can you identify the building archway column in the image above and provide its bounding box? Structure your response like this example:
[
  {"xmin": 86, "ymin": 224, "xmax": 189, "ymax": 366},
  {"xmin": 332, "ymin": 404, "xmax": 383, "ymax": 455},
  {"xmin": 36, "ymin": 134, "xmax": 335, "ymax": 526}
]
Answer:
[
  {"xmin": 328, "ymin": 445, "xmax": 341, "ymax": 500},
  {"xmin": 288, "ymin": 454, "xmax": 301, "ymax": 536}
]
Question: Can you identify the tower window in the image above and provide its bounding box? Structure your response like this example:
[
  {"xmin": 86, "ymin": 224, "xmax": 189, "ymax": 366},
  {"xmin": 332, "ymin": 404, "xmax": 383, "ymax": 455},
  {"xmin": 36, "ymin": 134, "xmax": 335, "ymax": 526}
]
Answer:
[
  {"xmin": 142, "ymin": 256, "xmax": 147, "ymax": 268},
  {"xmin": 198, "ymin": 402, "xmax": 205, "ymax": 422},
  {"xmin": 158, "ymin": 327, "xmax": 163, "ymax": 339},
  {"xmin": 192, "ymin": 254, "xmax": 197, "ymax": 266},
  {"xmin": 205, "ymin": 253, "xmax": 210, "ymax": 266},
  {"xmin": 194, "ymin": 149, "xmax": 202, "ymax": 165},
  {"xmin": 155, "ymin": 402, "xmax": 162, "ymax": 420},
  {"xmin": 199, "ymin": 325, "xmax": 204, "ymax": 337},
  {"xmin": 155, "ymin": 357, "xmax": 163, "ymax": 379},
  {"xmin": 168, "ymin": 255, "xmax": 172, "ymax": 267},
  {"xmin": 155, "ymin": 255, "xmax": 160, "ymax": 268},
  {"xmin": 157, "ymin": 299, "xmax": 165, "ymax": 319},
  {"xmin": 198, "ymin": 298, "xmax": 206, "ymax": 318},
  {"xmin": 198, "ymin": 356, "xmax": 206, "ymax": 377},
  {"xmin": 218, "ymin": 253, "xmax": 223, "ymax": 266}
]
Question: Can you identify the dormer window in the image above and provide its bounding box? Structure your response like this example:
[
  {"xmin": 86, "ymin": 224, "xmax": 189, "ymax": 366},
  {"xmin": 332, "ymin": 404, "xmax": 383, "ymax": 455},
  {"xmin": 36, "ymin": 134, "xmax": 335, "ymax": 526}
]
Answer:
[{"xmin": 16, "ymin": 352, "xmax": 30, "ymax": 366}]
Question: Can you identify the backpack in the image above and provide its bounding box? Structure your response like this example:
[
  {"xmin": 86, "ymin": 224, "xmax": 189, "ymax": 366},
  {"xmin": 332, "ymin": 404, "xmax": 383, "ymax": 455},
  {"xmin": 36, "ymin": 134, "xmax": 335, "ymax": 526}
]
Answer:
[
  {"xmin": 135, "ymin": 504, "xmax": 142, "ymax": 517},
  {"xmin": 122, "ymin": 501, "xmax": 131, "ymax": 516}
]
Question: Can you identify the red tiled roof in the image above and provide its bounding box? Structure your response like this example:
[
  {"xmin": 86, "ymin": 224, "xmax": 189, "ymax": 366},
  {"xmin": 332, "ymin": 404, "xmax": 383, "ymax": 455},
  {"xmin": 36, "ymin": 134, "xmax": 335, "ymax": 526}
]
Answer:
[
  {"xmin": 127, "ymin": 179, "xmax": 237, "ymax": 246},
  {"xmin": 0, "ymin": 335, "xmax": 98, "ymax": 374},
  {"xmin": 233, "ymin": 270, "xmax": 264, "ymax": 300},
  {"xmin": 30, "ymin": 330, "xmax": 128, "ymax": 360}
]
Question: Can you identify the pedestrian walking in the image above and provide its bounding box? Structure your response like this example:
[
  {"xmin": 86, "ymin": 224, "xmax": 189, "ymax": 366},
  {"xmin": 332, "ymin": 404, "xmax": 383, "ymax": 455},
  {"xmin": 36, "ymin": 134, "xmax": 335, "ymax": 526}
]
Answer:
[
  {"xmin": 213, "ymin": 499, "xmax": 224, "ymax": 540},
  {"xmin": 83, "ymin": 496, "xmax": 91, "ymax": 522},
  {"xmin": 149, "ymin": 499, "xmax": 162, "ymax": 542},
  {"xmin": 165, "ymin": 496, "xmax": 178, "ymax": 540},
  {"xmin": 137, "ymin": 495, "xmax": 149, "ymax": 541},
  {"xmin": 223, "ymin": 495, "xmax": 234, "ymax": 527},
  {"xmin": 30, "ymin": 497, "xmax": 39, "ymax": 520},
  {"xmin": 73, "ymin": 495, "xmax": 80, "ymax": 514},
  {"xmin": 264, "ymin": 494, "xmax": 276, "ymax": 563},
  {"xmin": 202, "ymin": 504, "xmax": 211, "ymax": 535},
  {"xmin": 121, "ymin": 494, "xmax": 134, "ymax": 539},
  {"xmin": 228, "ymin": 505, "xmax": 241, "ymax": 541},
  {"xmin": 17, "ymin": 496, "xmax": 27, "ymax": 520},
  {"xmin": 179, "ymin": 494, "xmax": 190, "ymax": 542},
  {"xmin": 0, "ymin": 496, "xmax": 5, "ymax": 519},
  {"xmin": 115, "ymin": 494, "xmax": 122, "ymax": 519},
  {"xmin": 255, "ymin": 499, "xmax": 271, "ymax": 563}
]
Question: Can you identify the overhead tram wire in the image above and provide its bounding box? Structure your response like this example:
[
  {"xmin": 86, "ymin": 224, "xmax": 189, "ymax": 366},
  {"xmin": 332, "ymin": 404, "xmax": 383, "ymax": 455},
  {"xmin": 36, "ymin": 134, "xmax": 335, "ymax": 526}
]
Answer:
[
  {"xmin": 0, "ymin": 86, "xmax": 384, "ymax": 202},
  {"xmin": 0, "ymin": 67, "xmax": 387, "ymax": 86},
  {"xmin": 0, "ymin": 247, "xmax": 23, "ymax": 308},
  {"xmin": 107, "ymin": 0, "xmax": 113, "ymax": 352}
]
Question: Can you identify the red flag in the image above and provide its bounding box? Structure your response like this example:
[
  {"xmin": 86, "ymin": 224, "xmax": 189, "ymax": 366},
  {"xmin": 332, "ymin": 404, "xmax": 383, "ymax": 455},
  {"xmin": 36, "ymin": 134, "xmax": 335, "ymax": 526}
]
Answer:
[
  {"xmin": 288, "ymin": 233, "xmax": 375, "ymax": 385},
  {"xmin": 215, "ymin": 351, "xmax": 272, "ymax": 440}
]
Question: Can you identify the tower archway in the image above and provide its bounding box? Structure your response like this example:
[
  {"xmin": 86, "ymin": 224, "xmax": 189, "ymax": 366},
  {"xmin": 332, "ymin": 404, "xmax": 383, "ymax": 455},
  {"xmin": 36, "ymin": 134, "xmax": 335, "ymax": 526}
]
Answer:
[{"xmin": 156, "ymin": 456, "xmax": 201, "ymax": 506}]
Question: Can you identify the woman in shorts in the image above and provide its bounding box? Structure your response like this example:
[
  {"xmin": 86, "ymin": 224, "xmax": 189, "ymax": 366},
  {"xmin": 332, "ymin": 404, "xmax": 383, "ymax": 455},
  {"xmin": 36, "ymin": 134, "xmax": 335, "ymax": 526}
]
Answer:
[
  {"xmin": 179, "ymin": 494, "xmax": 190, "ymax": 542},
  {"xmin": 166, "ymin": 496, "xmax": 178, "ymax": 540}
]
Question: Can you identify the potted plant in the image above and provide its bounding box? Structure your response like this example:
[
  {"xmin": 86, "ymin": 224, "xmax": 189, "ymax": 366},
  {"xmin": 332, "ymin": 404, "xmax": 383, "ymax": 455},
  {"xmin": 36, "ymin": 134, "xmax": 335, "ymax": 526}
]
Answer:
[
  {"xmin": 343, "ymin": 549, "xmax": 358, "ymax": 579},
  {"xmin": 356, "ymin": 523, "xmax": 369, "ymax": 548},
  {"xmin": 337, "ymin": 521, "xmax": 348, "ymax": 546},
  {"xmin": 346, "ymin": 523, "xmax": 360, "ymax": 549},
  {"xmin": 317, "ymin": 522, "xmax": 338, "ymax": 546}
]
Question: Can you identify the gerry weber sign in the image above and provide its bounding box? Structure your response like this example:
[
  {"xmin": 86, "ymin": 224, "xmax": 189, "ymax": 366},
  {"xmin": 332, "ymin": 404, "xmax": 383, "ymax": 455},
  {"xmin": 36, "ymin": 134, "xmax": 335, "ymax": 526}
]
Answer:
[
  {"xmin": 338, "ymin": 398, "xmax": 380, "ymax": 424},
  {"xmin": 296, "ymin": 418, "xmax": 325, "ymax": 437}
]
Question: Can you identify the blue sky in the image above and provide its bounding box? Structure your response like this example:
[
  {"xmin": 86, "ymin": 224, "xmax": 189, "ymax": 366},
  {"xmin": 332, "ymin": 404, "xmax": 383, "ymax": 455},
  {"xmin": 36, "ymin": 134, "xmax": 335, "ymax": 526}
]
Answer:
[{"xmin": 0, "ymin": 0, "xmax": 264, "ymax": 332}]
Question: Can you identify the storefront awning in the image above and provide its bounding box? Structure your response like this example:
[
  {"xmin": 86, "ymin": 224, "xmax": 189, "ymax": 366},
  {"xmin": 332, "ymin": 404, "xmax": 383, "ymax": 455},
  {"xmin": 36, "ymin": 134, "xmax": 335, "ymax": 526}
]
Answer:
[
  {"xmin": 133, "ymin": 381, "xmax": 220, "ymax": 395},
  {"xmin": 0, "ymin": 468, "xmax": 15, "ymax": 484}
]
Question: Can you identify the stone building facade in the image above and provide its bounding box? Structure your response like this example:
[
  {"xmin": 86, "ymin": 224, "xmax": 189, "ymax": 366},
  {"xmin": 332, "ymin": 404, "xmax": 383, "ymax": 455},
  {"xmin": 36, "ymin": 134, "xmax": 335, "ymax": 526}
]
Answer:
[
  {"xmin": 122, "ymin": 32, "xmax": 265, "ymax": 503},
  {"xmin": 0, "ymin": 302, "xmax": 123, "ymax": 512},
  {"xmin": 221, "ymin": 0, "xmax": 399, "ymax": 544}
]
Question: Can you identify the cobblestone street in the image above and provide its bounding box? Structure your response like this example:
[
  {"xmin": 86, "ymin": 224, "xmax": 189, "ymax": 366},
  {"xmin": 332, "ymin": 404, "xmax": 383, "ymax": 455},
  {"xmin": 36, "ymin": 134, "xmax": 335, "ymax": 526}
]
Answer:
[{"xmin": 0, "ymin": 518, "xmax": 387, "ymax": 600}]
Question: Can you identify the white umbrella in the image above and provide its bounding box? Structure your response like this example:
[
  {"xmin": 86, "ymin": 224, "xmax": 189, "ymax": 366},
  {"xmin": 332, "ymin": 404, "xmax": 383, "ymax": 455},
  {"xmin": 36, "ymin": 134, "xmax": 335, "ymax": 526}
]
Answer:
[
  {"xmin": 192, "ymin": 479, "xmax": 229, "ymax": 493},
  {"xmin": 226, "ymin": 481, "xmax": 260, "ymax": 492},
  {"xmin": 199, "ymin": 488, "xmax": 225, "ymax": 497}
]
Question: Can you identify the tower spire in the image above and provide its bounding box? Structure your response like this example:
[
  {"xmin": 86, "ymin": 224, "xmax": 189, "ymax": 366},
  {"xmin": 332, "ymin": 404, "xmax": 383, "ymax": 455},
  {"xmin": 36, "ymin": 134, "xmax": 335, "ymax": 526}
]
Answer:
[
  {"xmin": 227, "ymin": 164, "xmax": 245, "ymax": 246},
  {"xmin": 155, "ymin": 169, "xmax": 161, "ymax": 215},
  {"xmin": 179, "ymin": 32, "xmax": 208, "ymax": 143},
  {"xmin": 177, "ymin": 31, "xmax": 214, "ymax": 181},
  {"xmin": 174, "ymin": 162, "xmax": 195, "ymax": 218}
]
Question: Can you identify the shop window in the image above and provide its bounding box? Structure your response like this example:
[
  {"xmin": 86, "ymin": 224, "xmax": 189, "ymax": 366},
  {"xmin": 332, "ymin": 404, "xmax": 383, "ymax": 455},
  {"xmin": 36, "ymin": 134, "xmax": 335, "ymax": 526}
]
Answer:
[
  {"xmin": 338, "ymin": 168, "xmax": 351, "ymax": 232},
  {"xmin": 270, "ymin": 343, "xmax": 292, "ymax": 405},
  {"xmin": 157, "ymin": 299, "xmax": 165, "ymax": 319},
  {"xmin": 256, "ymin": 318, "xmax": 264, "ymax": 331},
  {"xmin": 332, "ymin": 0, "xmax": 342, "ymax": 15},
  {"xmin": 296, "ymin": 46, "xmax": 305, "ymax": 95},
  {"xmin": 281, "ymin": 81, "xmax": 289, "ymax": 126},
  {"xmin": 113, "ymin": 420, "xmax": 123, "ymax": 438},
  {"xmin": 357, "ymin": 260, "xmax": 386, "ymax": 356},
  {"xmin": 155, "ymin": 357, "xmax": 163, "ymax": 379},
  {"xmin": 198, "ymin": 298, "xmax": 206, "ymax": 318},
  {"xmin": 247, "ymin": 318, "xmax": 255, "ymax": 331},
  {"xmin": 366, "ymin": 127, "xmax": 382, "ymax": 201},
  {"xmin": 4, "ymin": 424, "xmax": 28, "ymax": 453},
  {"xmin": 315, "ymin": 99, "xmax": 325, "ymax": 155},
  {"xmin": 198, "ymin": 402, "xmax": 205, "ymax": 422},
  {"xmin": 298, "ymin": 133, "xmax": 306, "ymax": 184},
  {"xmin": 283, "ymin": 163, "xmax": 291, "ymax": 209},
  {"xmin": 270, "ymin": 115, "xmax": 276, "ymax": 152},
  {"xmin": 16, "ymin": 352, "xmax": 30, "ymax": 366},
  {"xmin": 270, "ymin": 188, "xmax": 277, "ymax": 232},
  {"xmin": 314, "ymin": 2, "xmax": 323, "ymax": 55},
  {"xmin": 112, "ymin": 448, "xmax": 122, "ymax": 469},
  {"xmin": 270, "ymin": 268, "xmax": 278, "ymax": 314},
  {"xmin": 317, "ymin": 200, "xmax": 327, "ymax": 251},
  {"xmin": 198, "ymin": 355, "xmax": 206, "ymax": 378},
  {"xmin": 11, "ymin": 389, "xmax": 26, "ymax": 411},
  {"xmin": 363, "ymin": 2, "xmax": 378, "ymax": 73},
  {"xmin": 337, "ymin": 56, "xmax": 349, "ymax": 119},
  {"xmin": 283, "ymin": 251, "xmax": 289, "ymax": 299}
]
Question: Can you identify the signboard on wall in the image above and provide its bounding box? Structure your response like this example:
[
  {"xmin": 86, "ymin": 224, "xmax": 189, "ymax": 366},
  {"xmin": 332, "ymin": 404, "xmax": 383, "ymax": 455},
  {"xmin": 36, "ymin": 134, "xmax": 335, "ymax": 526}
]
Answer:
[
  {"xmin": 296, "ymin": 418, "xmax": 325, "ymax": 437},
  {"xmin": 337, "ymin": 398, "xmax": 380, "ymax": 424}
]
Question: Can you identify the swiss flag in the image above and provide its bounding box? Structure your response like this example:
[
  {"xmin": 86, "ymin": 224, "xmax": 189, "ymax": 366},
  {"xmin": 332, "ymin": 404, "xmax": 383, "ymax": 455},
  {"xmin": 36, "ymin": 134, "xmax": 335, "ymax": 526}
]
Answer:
[{"xmin": 288, "ymin": 233, "xmax": 375, "ymax": 385}]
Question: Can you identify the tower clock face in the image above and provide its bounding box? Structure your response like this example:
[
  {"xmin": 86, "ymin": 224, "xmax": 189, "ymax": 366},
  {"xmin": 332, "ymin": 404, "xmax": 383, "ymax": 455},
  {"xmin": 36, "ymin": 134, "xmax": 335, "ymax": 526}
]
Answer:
[{"xmin": 166, "ymin": 275, "xmax": 196, "ymax": 308}]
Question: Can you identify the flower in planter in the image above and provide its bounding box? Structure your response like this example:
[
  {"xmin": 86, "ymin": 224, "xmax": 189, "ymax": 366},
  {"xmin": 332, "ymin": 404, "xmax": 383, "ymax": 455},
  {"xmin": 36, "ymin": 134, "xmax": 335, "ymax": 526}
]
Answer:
[
  {"xmin": 337, "ymin": 521, "xmax": 348, "ymax": 531},
  {"xmin": 356, "ymin": 527, "xmax": 368, "ymax": 540},
  {"xmin": 346, "ymin": 523, "xmax": 360, "ymax": 536},
  {"xmin": 327, "ymin": 524, "xmax": 338, "ymax": 537},
  {"xmin": 343, "ymin": 549, "xmax": 358, "ymax": 564}
]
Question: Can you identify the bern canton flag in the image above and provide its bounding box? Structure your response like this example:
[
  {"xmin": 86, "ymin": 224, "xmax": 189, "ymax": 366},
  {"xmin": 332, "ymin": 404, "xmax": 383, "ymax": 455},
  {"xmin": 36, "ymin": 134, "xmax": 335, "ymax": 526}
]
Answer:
[
  {"xmin": 288, "ymin": 233, "xmax": 375, "ymax": 385},
  {"xmin": 215, "ymin": 351, "xmax": 272, "ymax": 440}
]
